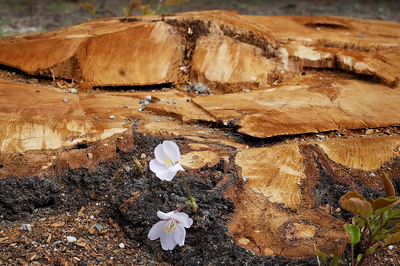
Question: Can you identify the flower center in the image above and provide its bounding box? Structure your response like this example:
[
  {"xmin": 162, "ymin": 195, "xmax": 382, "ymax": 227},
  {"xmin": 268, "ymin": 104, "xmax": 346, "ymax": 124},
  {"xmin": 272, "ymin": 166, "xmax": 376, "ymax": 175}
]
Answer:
[
  {"xmin": 162, "ymin": 155, "xmax": 175, "ymax": 167},
  {"xmin": 164, "ymin": 219, "xmax": 178, "ymax": 234}
]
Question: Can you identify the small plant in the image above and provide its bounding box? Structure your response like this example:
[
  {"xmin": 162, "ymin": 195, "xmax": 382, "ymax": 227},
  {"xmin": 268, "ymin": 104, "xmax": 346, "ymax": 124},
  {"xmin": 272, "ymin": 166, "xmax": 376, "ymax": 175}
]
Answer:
[
  {"xmin": 80, "ymin": 3, "xmax": 96, "ymax": 19},
  {"xmin": 123, "ymin": 0, "xmax": 188, "ymax": 16},
  {"xmin": 123, "ymin": 1, "xmax": 141, "ymax": 17},
  {"xmin": 148, "ymin": 140, "xmax": 198, "ymax": 250},
  {"xmin": 317, "ymin": 173, "xmax": 400, "ymax": 265}
]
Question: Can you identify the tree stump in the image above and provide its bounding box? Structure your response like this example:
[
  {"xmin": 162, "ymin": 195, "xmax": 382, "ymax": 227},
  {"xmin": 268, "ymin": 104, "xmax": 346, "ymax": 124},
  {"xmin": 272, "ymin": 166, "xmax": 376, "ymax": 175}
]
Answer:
[{"xmin": 0, "ymin": 10, "xmax": 400, "ymax": 265}]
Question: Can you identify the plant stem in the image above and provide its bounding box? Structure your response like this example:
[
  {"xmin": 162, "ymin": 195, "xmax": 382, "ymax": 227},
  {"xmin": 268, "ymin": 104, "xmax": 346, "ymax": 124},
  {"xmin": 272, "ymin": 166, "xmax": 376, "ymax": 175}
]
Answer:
[
  {"xmin": 181, "ymin": 173, "xmax": 193, "ymax": 199},
  {"xmin": 175, "ymin": 203, "xmax": 192, "ymax": 213},
  {"xmin": 180, "ymin": 172, "xmax": 198, "ymax": 212}
]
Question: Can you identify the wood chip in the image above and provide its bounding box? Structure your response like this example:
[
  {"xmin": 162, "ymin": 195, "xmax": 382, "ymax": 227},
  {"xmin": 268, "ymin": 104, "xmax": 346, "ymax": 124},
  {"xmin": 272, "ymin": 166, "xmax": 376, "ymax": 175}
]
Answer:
[
  {"xmin": 51, "ymin": 222, "xmax": 65, "ymax": 228},
  {"xmin": 77, "ymin": 206, "xmax": 85, "ymax": 217}
]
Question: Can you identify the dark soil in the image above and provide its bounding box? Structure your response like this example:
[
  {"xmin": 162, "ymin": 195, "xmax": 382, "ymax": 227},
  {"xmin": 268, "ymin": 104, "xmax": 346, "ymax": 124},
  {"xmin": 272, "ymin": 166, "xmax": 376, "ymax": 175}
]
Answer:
[{"xmin": 1, "ymin": 131, "xmax": 319, "ymax": 265}]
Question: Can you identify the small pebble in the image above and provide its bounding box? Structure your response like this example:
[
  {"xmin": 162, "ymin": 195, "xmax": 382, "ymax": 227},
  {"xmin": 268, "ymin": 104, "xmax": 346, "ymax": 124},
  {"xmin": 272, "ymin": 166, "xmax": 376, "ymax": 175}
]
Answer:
[
  {"xmin": 66, "ymin": 236, "xmax": 76, "ymax": 242},
  {"xmin": 109, "ymin": 115, "xmax": 115, "ymax": 119},
  {"xmin": 144, "ymin": 95, "xmax": 152, "ymax": 101},
  {"xmin": 388, "ymin": 245, "xmax": 394, "ymax": 250},
  {"xmin": 124, "ymin": 166, "xmax": 131, "ymax": 173},
  {"xmin": 70, "ymin": 88, "xmax": 78, "ymax": 94},
  {"xmin": 138, "ymin": 107, "xmax": 144, "ymax": 112},
  {"xmin": 140, "ymin": 99, "xmax": 149, "ymax": 105},
  {"xmin": 119, "ymin": 243, "xmax": 125, "ymax": 249},
  {"xmin": 20, "ymin": 224, "xmax": 31, "ymax": 231},
  {"xmin": 359, "ymin": 34, "xmax": 365, "ymax": 37},
  {"xmin": 63, "ymin": 98, "xmax": 68, "ymax": 103},
  {"xmin": 123, "ymin": 105, "xmax": 128, "ymax": 108},
  {"xmin": 94, "ymin": 223, "xmax": 104, "ymax": 232},
  {"xmin": 188, "ymin": 82, "xmax": 212, "ymax": 94}
]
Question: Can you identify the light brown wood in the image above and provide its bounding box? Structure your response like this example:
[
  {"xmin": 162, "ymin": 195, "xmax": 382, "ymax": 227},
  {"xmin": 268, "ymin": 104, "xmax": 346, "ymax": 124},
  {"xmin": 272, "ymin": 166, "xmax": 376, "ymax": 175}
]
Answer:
[{"xmin": 0, "ymin": 10, "xmax": 400, "ymax": 261}]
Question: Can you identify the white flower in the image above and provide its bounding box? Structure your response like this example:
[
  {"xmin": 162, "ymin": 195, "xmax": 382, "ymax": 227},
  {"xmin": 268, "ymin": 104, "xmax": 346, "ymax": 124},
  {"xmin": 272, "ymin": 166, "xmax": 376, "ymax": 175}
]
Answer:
[
  {"xmin": 149, "ymin": 140, "xmax": 185, "ymax": 181},
  {"xmin": 148, "ymin": 210, "xmax": 193, "ymax": 250}
]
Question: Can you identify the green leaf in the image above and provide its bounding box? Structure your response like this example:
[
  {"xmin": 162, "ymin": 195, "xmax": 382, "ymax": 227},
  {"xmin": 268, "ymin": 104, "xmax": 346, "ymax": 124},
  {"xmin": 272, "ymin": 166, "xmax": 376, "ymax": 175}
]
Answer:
[
  {"xmin": 387, "ymin": 223, "xmax": 400, "ymax": 234},
  {"xmin": 366, "ymin": 245, "xmax": 378, "ymax": 256},
  {"xmin": 330, "ymin": 240, "xmax": 347, "ymax": 266},
  {"xmin": 353, "ymin": 216, "xmax": 365, "ymax": 227},
  {"xmin": 385, "ymin": 232, "xmax": 400, "ymax": 245},
  {"xmin": 369, "ymin": 197, "xmax": 400, "ymax": 215},
  {"xmin": 374, "ymin": 233, "xmax": 389, "ymax": 241},
  {"xmin": 356, "ymin": 254, "xmax": 363, "ymax": 262},
  {"xmin": 344, "ymin": 224, "xmax": 361, "ymax": 245},
  {"xmin": 316, "ymin": 251, "xmax": 327, "ymax": 261},
  {"xmin": 339, "ymin": 192, "xmax": 373, "ymax": 219}
]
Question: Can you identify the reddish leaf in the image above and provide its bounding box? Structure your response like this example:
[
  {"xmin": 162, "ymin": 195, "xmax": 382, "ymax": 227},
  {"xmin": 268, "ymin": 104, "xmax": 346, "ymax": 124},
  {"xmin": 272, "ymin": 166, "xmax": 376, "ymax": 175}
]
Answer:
[
  {"xmin": 369, "ymin": 196, "xmax": 400, "ymax": 214},
  {"xmin": 385, "ymin": 232, "xmax": 400, "ymax": 245},
  {"xmin": 339, "ymin": 191, "xmax": 372, "ymax": 219},
  {"xmin": 382, "ymin": 172, "xmax": 396, "ymax": 197}
]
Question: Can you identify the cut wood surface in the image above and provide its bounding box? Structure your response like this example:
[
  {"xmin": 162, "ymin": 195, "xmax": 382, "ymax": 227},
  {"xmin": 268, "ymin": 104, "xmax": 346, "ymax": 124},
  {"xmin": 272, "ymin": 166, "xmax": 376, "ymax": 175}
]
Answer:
[{"xmin": 1, "ymin": 10, "xmax": 400, "ymax": 263}]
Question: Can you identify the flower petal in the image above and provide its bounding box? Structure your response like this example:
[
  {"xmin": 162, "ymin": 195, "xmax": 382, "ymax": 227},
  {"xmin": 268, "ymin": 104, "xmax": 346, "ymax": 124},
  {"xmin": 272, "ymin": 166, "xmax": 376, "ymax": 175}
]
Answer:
[
  {"xmin": 172, "ymin": 212, "xmax": 193, "ymax": 228},
  {"xmin": 149, "ymin": 159, "xmax": 169, "ymax": 174},
  {"xmin": 169, "ymin": 163, "xmax": 185, "ymax": 173},
  {"xmin": 162, "ymin": 141, "xmax": 181, "ymax": 163},
  {"xmin": 148, "ymin": 221, "xmax": 166, "ymax": 240},
  {"xmin": 156, "ymin": 169, "xmax": 176, "ymax": 181},
  {"xmin": 173, "ymin": 224, "xmax": 186, "ymax": 247},
  {"xmin": 154, "ymin": 143, "xmax": 167, "ymax": 164},
  {"xmin": 160, "ymin": 232, "xmax": 178, "ymax": 250},
  {"xmin": 157, "ymin": 210, "xmax": 174, "ymax": 220}
]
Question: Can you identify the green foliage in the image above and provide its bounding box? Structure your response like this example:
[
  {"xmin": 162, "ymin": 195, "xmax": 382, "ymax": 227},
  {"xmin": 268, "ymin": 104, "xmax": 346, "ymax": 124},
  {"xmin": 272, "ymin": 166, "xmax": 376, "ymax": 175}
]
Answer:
[
  {"xmin": 47, "ymin": 1, "xmax": 74, "ymax": 12},
  {"xmin": 344, "ymin": 224, "xmax": 360, "ymax": 245},
  {"xmin": 80, "ymin": 3, "xmax": 96, "ymax": 19},
  {"xmin": 339, "ymin": 191, "xmax": 400, "ymax": 265},
  {"xmin": 317, "ymin": 174, "xmax": 400, "ymax": 266},
  {"xmin": 316, "ymin": 239, "xmax": 347, "ymax": 266},
  {"xmin": 123, "ymin": 0, "xmax": 188, "ymax": 16},
  {"xmin": 80, "ymin": 0, "xmax": 188, "ymax": 19}
]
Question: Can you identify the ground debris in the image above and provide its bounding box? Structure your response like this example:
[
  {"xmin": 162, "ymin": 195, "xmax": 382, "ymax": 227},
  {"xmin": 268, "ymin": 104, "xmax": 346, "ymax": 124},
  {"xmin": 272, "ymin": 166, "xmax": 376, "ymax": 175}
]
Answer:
[{"xmin": 0, "ymin": 202, "xmax": 154, "ymax": 265}]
